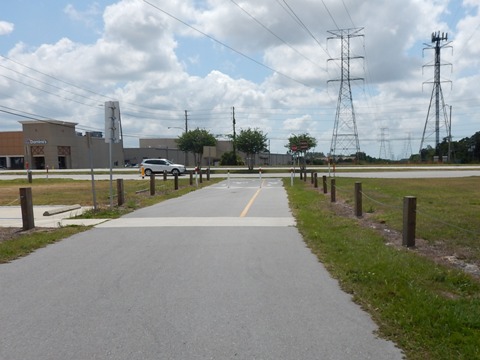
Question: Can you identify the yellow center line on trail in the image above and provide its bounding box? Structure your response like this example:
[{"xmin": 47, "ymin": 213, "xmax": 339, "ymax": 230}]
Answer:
[{"xmin": 239, "ymin": 181, "xmax": 265, "ymax": 217}]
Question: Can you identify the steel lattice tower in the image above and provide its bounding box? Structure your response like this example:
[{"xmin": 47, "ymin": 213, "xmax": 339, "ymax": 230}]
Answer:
[
  {"xmin": 328, "ymin": 28, "xmax": 363, "ymax": 161},
  {"xmin": 420, "ymin": 31, "xmax": 452, "ymax": 155}
]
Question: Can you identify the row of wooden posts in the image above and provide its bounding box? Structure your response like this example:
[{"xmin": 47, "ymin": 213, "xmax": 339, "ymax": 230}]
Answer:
[
  {"xmin": 301, "ymin": 170, "xmax": 417, "ymax": 248},
  {"xmin": 19, "ymin": 169, "xmax": 212, "ymax": 231}
]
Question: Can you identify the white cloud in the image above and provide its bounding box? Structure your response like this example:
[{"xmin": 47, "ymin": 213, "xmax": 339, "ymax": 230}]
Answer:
[
  {"xmin": 0, "ymin": 0, "xmax": 479, "ymax": 158},
  {"xmin": 0, "ymin": 21, "xmax": 14, "ymax": 35},
  {"xmin": 64, "ymin": 3, "xmax": 101, "ymax": 28}
]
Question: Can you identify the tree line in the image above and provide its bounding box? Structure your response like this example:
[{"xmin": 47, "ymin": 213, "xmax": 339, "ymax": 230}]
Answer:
[{"xmin": 175, "ymin": 128, "xmax": 318, "ymax": 170}]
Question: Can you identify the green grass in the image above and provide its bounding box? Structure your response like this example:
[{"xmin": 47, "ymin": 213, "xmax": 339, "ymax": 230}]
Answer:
[
  {"xmin": 285, "ymin": 178, "xmax": 480, "ymax": 359},
  {"xmin": 331, "ymin": 177, "xmax": 480, "ymax": 262},
  {"xmin": 0, "ymin": 226, "xmax": 90, "ymax": 263}
]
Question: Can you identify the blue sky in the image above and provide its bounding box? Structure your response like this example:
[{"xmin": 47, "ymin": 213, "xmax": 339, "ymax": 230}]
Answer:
[{"xmin": 0, "ymin": 0, "xmax": 479, "ymax": 159}]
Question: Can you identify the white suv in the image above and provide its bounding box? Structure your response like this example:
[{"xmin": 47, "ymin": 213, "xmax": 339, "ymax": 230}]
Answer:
[{"xmin": 140, "ymin": 159, "xmax": 186, "ymax": 176}]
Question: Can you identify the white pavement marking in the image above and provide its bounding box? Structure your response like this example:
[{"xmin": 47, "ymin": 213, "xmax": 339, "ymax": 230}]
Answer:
[{"xmin": 96, "ymin": 216, "xmax": 296, "ymax": 228}]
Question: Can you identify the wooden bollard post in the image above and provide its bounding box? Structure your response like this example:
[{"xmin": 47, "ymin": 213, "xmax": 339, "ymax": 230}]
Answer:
[
  {"xmin": 189, "ymin": 171, "xmax": 193, "ymax": 186},
  {"xmin": 199, "ymin": 170, "xmax": 203, "ymax": 184},
  {"xmin": 331, "ymin": 179, "xmax": 336, "ymax": 203},
  {"xmin": 163, "ymin": 170, "xmax": 167, "ymax": 181},
  {"xmin": 27, "ymin": 171, "xmax": 33, "ymax": 184},
  {"xmin": 303, "ymin": 170, "xmax": 307, "ymax": 182},
  {"xmin": 403, "ymin": 196, "xmax": 417, "ymax": 247},
  {"xmin": 300, "ymin": 171, "xmax": 303, "ymax": 180},
  {"xmin": 174, "ymin": 173, "xmax": 179, "ymax": 190},
  {"xmin": 314, "ymin": 172, "xmax": 318, "ymax": 188},
  {"xmin": 355, "ymin": 182, "xmax": 362, "ymax": 217},
  {"xmin": 207, "ymin": 168, "xmax": 210, "ymax": 181},
  {"xmin": 19, "ymin": 187, "xmax": 35, "ymax": 230},
  {"xmin": 149, "ymin": 174, "xmax": 156, "ymax": 195},
  {"xmin": 310, "ymin": 171, "xmax": 314, "ymax": 184},
  {"xmin": 117, "ymin": 179, "xmax": 124, "ymax": 206},
  {"xmin": 322, "ymin": 175, "xmax": 327, "ymax": 194}
]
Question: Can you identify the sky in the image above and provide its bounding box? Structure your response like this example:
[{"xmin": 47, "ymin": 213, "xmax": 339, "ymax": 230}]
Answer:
[{"xmin": 0, "ymin": 0, "xmax": 479, "ymax": 159}]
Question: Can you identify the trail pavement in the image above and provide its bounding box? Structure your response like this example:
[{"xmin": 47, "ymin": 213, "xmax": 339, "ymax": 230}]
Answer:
[{"xmin": 0, "ymin": 178, "xmax": 404, "ymax": 359}]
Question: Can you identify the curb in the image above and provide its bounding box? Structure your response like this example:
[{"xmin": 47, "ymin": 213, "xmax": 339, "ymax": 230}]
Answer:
[{"xmin": 43, "ymin": 205, "xmax": 82, "ymax": 216}]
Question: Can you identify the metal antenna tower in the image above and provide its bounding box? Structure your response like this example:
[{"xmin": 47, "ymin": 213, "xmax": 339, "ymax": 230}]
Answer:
[
  {"xmin": 327, "ymin": 27, "xmax": 364, "ymax": 161},
  {"xmin": 420, "ymin": 31, "xmax": 452, "ymax": 155}
]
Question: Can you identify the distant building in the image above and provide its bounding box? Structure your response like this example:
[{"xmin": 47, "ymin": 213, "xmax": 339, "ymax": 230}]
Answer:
[
  {"xmin": 0, "ymin": 121, "xmax": 292, "ymax": 169},
  {"xmin": 0, "ymin": 120, "xmax": 124, "ymax": 169}
]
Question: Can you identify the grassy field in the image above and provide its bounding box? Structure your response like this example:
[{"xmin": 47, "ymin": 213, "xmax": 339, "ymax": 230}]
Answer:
[
  {"xmin": 285, "ymin": 177, "xmax": 480, "ymax": 360},
  {"xmin": 330, "ymin": 177, "xmax": 480, "ymax": 264},
  {"xmin": 0, "ymin": 177, "xmax": 217, "ymax": 210}
]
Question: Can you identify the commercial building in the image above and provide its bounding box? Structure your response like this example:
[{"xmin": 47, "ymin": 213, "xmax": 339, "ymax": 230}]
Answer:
[
  {"xmin": 0, "ymin": 120, "xmax": 292, "ymax": 170},
  {"xmin": 0, "ymin": 120, "xmax": 124, "ymax": 170}
]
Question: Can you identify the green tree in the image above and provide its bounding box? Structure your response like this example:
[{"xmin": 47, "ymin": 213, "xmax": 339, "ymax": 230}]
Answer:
[
  {"xmin": 285, "ymin": 133, "xmax": 317, "ymax": 169},
  {"xmin": 236, "ymin": 128, "xmax": 268, "ymax": 170},
  {"xmin": 220, "ymin": 151, "xmax": 244, "ymax": 166},
  {"xmin": 176, "ymin": 128, "xmax": 216, "ymax": 167}
]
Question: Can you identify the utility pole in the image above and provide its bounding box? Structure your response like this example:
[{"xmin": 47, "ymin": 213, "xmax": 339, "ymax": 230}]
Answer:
[
  {"xmin": 232, "ymin": 106, "xmax": 237, "ymax": 165},
  {"xmin": 327, "ymin": 28, "xmax": 364, "ymax": 162},
  {"xmin": 420, "ymin": 31, "xmax": 452, "ymax": 158},
  {"xmin": 184, "ymin": 110, "xmax": 188, "ymax": 165}
]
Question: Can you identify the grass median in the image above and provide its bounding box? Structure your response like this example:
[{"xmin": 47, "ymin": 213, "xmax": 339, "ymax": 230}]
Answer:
[{"xmin": 285, "ymin": 177, "xmax": 480, "ymax": 360}]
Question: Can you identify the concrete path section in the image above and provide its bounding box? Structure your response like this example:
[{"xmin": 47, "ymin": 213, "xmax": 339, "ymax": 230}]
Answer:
[
  {"xmin": 0, "ymin": 179, "xmax": 404, "ymax": 360},
  {"xmin": 0, "ymin": 205, "xmax": 107, "ymax": 228}
]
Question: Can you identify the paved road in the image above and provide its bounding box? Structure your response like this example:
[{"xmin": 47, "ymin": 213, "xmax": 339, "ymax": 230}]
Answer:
[
  {"xmin": 1, "ymin": 166, "xmax": 480, "ymax": 181},
  {"xmin": 0, "ymin": 179, "xmax": 403, "ymax": 359}
]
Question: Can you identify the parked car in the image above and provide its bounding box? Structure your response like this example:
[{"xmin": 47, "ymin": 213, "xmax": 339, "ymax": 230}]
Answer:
[{"xmin": 140, "ymin": 159, "xmax": 186, "ymax": 176}]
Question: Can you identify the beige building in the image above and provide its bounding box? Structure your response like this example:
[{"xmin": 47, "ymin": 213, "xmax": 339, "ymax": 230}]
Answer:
[{"xmin": 0, "ymin": 120, "xmax": 124, "ymax": 170}]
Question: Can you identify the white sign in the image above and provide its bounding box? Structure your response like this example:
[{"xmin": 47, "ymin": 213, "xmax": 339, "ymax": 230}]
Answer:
[{"xmin": 105, "ymin": 101, "xmax": 121, "ymax": 143}]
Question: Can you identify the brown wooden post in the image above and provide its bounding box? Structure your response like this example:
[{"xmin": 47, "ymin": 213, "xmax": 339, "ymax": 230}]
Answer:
[
  {"xmin": 19, "ymin": 187, "xmax": 35, "ymax": 230},
  {"xmin": 322, "ymin": 175, "xmax": 327, "ymax": 194},
  {"xmin": 300, "ymin": 171, "xmax": 303, "ymax": 180},
  {"xmin": 174, "ymin": 173, "xmax": 179, "ymax": 190},
  {"xmin": 403, "ymin": 196, "xmax": 417, "ymax": 247},
  {"xmin": 27, "ymin": 171, "xmax": 33, "ymax": 184},
  {"xmin": 199, "ymin": 170, "xmax": 203, "ymax": 184},
  {"xmin": 355, "ymin": 182, "xmax": 362, "ymax": 217},
  {"xmin": 189, "ymin": 171, "xmax": 193, "ymax": 186},
  {"xmin": 207, "ymin": 168, "xmax": 210, "ymax": 181},
  {"xmin": 303, "ymin": 170, "xmax": 307, "ymax": 182},
  {"xmin": 149, "ymin": 174, "xmax": 156, "ymax": 195},
  {"xmin": 163, "ymin": 170, "xmax": 167, "ymax": 181},
  {"xmin": 117, "ymin": 179, "xmax": 124, "ymax": 206},
  {"xmin": 310, "ymin": 171, "xmax": 314, "ymax": 184},
  {"xmin": 330, "ymin": 179, "xmax": 336, "ymax": 203},
  {"xmin": 314, "ymin": 173, "xmax": 318, "ymax": 188}
]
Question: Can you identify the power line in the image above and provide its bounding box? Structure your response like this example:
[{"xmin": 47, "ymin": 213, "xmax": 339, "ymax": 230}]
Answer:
[
  {"xmin": 229, "ymin": 0, "xmax": 324, "ymax": 71},
  {"xmin": 143, "ymin": 0, "xmax": 315, "ymax": 89}
]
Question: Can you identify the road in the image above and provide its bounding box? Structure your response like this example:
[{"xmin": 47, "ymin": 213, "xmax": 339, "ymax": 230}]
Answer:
[
  {"xmin": 0, "ymin": 178, "xmax": 403, "ymax": 359},
  {"xmin": 1, "ymin": 165, "xmax": 480, "ymax": 181}
]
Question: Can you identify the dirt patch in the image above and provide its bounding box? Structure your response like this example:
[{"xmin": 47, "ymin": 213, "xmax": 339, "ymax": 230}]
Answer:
[{"xmin": 329, "ymin": 198, "xmax": 480, "ymax": 280}]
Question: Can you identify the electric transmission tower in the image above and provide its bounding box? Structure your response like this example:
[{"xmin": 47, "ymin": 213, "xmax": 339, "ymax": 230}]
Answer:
[
  {"xmin": 420, "ymin": 31, "xmax": 452, "ymax": 157},
  {"xmin": 328, "ymin": 27, "xmax": 364, "ymax": 161},
  {"xmin": 379, "ymin": 127, "xmax": 388, "ymax": 160}
]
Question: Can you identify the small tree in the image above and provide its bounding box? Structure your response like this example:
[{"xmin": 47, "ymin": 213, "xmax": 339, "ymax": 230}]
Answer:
[
  {"xmin": 285, "ymin": 133, "xmax": 317, "ymax": 169},
  {"xmin": 176, "ymin": 128, "xmax": 216, "ymax": 167},
  {"xmin": 236, "ymin": 128, "xmax": 268, "ymax": 170}
]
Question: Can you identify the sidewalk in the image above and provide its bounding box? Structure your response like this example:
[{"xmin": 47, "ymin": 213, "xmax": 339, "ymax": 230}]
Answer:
[{"xmin": 0, "ymin": 205, "xmax": 108, "ymax": 228}]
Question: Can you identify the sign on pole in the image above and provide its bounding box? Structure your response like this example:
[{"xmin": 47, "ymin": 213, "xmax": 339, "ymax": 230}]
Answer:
[{"xmin": 105, "ymin": 101, "xmax": 121, "ymax": 143}]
